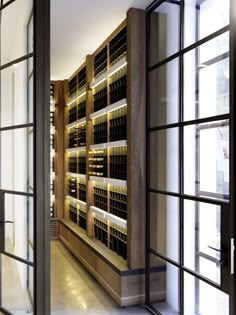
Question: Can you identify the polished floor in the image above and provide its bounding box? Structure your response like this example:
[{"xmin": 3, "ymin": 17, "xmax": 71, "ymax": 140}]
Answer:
[{"xmin": 51, "ymin": 240, "xmax": 150, "ymax": 315}]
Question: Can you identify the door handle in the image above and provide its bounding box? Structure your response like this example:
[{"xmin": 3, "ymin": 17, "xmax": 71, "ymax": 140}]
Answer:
[
  {"xmin": 208, "ymin": 246, "xmax": 222, "ymax": 252},
  {"xmin": 0, "ymin": 220, "xmax": 14, "ymax": 224}
]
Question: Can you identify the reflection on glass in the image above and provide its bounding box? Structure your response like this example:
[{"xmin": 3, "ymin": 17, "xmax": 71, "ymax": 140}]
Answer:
[
  {"xmin": 149, "ymin": 1, "xmax": 180, "ymax": 66},
  {"xmin": 184, "ymin": 200, "xmax": 221, "ymax": 284},
  {"xmin": 1, "ymin": 128, "xmax": 34, "ymax": 192},
  {"xmin": 2, "ymin": 254, "xmax": 33, "ymax": 314},
  {"xmin": 4, "ymin": 194, "xmax": 33, "ymax": 263},
  {"xmin": 149, "ymin": 58, "xmax": 179, "ymax": 128},
  {"xmin": 150, "ymin": 193, "xmax": 179, "ymax": 262},
  {"xmin": 149, "ymin": 128, "xmax": 179, "ymax": 193},
  {"xmin": 184, "ymin": 0, "xmax": 229, "ymax": 48},
  {"xmin": 149, "ymin": 253, "xmax": 180, "ymax": 314},
  {"xmin": 184, "ymin": 32, "xmax": 229, "ymax": 121},
  {"xmin": 1, "ymin": 58, "xmax": 34, "ymax": 128},
  {"xmin": 184, "ymin": 121, "xmax": 229, "ymax": 200},
  {"xmin": 184, "ymin": 272, "xmax": 229, "ymax": 315},
  {"xmin": 1, "ymin": 0, "xmax": 33, "ymax": 65}
]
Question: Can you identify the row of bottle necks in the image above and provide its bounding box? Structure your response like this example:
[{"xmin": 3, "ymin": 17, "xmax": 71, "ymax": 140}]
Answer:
[
  {"xmin": 69, "ymin": 205, "xmax": 127, "ymax": 260},
  {"xmin": 68, "ymin": 185, "xmax": 127, "ymax": 220},
  {"xmin": 69, "ymin": 162, "xmax": 127, "ymax": 180},
  {"xmin": 68, "ymin": 117, "xmax": 127, "ymax": 148}
]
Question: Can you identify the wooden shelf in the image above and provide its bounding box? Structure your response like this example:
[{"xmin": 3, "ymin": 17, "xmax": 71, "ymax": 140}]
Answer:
[
  {"xmin": 90, "ymin": 140, "xmax": 127, "ymax": 150},
  {"xmin": 90, "ymin": 206, "xmax": 127, "ymax": 229},
  {"xmin": 66, "ymin": 87, "xmax": 87, "ymax": 106},
  {"xmin": 66, "ymin": 172, "xmax": 86, "ymax": 180},
  {"xmin": 66, "ymin": 195, "xmax": 86, "ymax": 212},
  {"xmin": 89, "ymin": 98, "xmax": 127, "ymax": 120},
  {"xmin": 66, "ymin": 117, "xmax": 86, "ymax": 129},
  {"xmin": 90, "ymin": 176, "xmax": 127, "ymax": 187},
  {"xmin": 89, "ymin": 56, "xmax": 127, "ymax": 90},
  {"xmin": 66, "ymin": 146, "xmax": 86, "ymax": 153}
]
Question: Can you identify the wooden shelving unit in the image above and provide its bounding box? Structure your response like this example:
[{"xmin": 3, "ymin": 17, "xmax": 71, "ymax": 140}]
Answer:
[{"xmin": 54, "ymin": 8, "xmax": 149, "ymax": 306}]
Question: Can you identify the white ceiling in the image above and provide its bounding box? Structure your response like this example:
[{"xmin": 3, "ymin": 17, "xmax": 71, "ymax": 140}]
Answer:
[{"xmin": 50, "ymin": 0, "xmax": 153, "ymax": 80}]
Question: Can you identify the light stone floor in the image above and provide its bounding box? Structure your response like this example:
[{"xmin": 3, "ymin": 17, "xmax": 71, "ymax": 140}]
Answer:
[{"xmin": 51, "ymin": 240, "xmax": 150, "ymax": 315}]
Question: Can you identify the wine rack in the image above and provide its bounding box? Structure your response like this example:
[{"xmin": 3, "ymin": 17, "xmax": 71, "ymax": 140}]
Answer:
[
  {"xmin": 94, "ymin": 46, "xmax": 107, "ymax": 77},
  {"xmin": 69, "ymin": 156, "xmax": 77, "ymax": 173},
  {"xmin": 93, "ymin": 116, "xmax": 107, "ymax": 144},
  {"xmin": 68, "ymin": 124, "xmax": 86, "ymax": 148},
  {"xmin": 78, "ymin": 210, "xmax": 87, "ymax": 230},
  {"xmin": 78, "ymin": 156, "xmax": 86, "ymax": 174},
  {"xmin": 109, "ymin": 26, "xmax": 127, "ymax": 65},
  {"xmin": 78, "ymin": 100, "xmax": 86, "ymax": 119},
  {"xmin": 69, "ymin": 204, "xmax": 77, "ymax": 224},
  {"xmin": 94, "ymin": 215, "xmax": 108, "ymax": 246},
  {"xmin": 110, "ymin": 187, "xmax": 127, "ymax": 220},
  {"xmin": 50, "ymin": 83, "xmax": 55, "ymax": 218},
  {"xmin": 78, "ymin": 183, "xmax": 86, "ymax": 202},
  {"xmin": 110, "ymin": 224, "xmax": 127, "ymax": 259},
  {"xmin": 78, "ymin": 66, "xmax": 86, "ymax": 89},
  {"xmin": 109, "ymin": 68, "xmax": 127, "ymax": 104},
  {"xmin": 68, "ymin": 177, "xmax": 77, "ymax": 198},
  {"xmin": 110, "ymin": 147, "xmax": 127, "ymax": 180},
  {"xmin": 93, "ymin": 81, "xmax": 107, "ymax": 112},
  {"xmin": 69, "ymin": 75, "xmax": 77, "ymax": 97},
  {"xmin": 61, "ymin": 10, "xmax": 146, "ymax": 306},
  {"xmin": 93, "ymin": 183, "xmax": 108, "ymax": 211},
  {"xmin": 109, "ymin": 107, "xmax": 127, "ymax": 142},
  {"xmin": 89, "ymin": 149, "xmax": 107, "ymax": 177},
  {"xmin": 69, "ymin": 106, "xmax": 77, "ymax": 124}
]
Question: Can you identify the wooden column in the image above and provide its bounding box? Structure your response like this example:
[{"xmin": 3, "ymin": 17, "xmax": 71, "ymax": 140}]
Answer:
[
  {"xmin": 54, "ymin": 80, "xmax": 66, "ymax": 218},
  {"xmin": 85, "ymin": 55, "xmax": 94, "ymax": 237},
  {"xmin": 127, "ymin": 8, "xmax": 146, "ymax": 269}
]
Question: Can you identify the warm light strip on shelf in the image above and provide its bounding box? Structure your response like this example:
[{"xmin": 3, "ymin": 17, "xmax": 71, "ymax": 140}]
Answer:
[
  {"xmin": 89, "ymin": 73, "xmax": 107, "ymax": 89},
  {"xmin": 66, "ymin": 172, "xmax": 86, "ymax": 180},
  {"xmin": 106, "ymin": 56, "xmax": 127, "ymax": 77},
  {"xmin": 66, "ymin": 195, "xmax": 87, "ymax": 211},
  {"xmin": 89, "ymin": 98, "xmax": 127, "ymax": 120},
  {"xmin": 66, "ymin": 87, "xmax": 87, "ymax": 106},
  {"xmin": 90, "ymin": 140, "xmax": 127, "ymax": 150},
  {"xmin": 66, "ymin": 146, "xmax": 86, "ymax": 153},
  {"xmin": 90, "ymin": 206, "xmax": 127, "ymax": 229},
  {"xmin": 89, "ymin": 57, "xmax": 127, "ymax": 90},
  {"xmin": 90, "ymin": 176, "xmax": 127, "ymax": 187},
  {"xmin": 66, "ymin": 117, "xmax": 86, "ymax": 129}
]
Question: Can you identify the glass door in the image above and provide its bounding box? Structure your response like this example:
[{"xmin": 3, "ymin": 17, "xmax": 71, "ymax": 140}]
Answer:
[
  {"xmin": 0, "ymin": 0, "xmax": 50, "ymax": 314},
  {"xmin": 146, "ymin": 0, "xmax": 235, "ymax": 314}
]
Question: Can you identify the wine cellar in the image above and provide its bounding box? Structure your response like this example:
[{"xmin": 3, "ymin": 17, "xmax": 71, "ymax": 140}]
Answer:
[{"xmin": 51, "ymin": 8, "xmax": 155, "ymax": 306}]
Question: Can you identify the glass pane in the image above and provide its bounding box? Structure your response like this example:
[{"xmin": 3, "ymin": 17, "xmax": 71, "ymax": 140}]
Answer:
[
  {"xmin": 1, "ymin": 0, "xmax": 33, "ymax": 65},
  {"xmin": 149, "ymin": 1, "xmax": 180, "ymax": 66},
  {"xmin": 184, "ymin": 32, "xmax": 229, "ymax": 121},
  {"xmin": 1, "ymin": 128, "xmax": 34, "ymax": 192},
  {"xmin": 149, "ymin": 253, "xmax": 180, "ymax": 314},
  {"xmin": 149, "ymin": 58, "xmax": 179, "ymax": 128},
  {"xmin": 149, "ymin": 128, "xmax": 179, "ymax": 193},
  {"xmin": 184, "ymin": 272, "xmax": 229, "ymax": 315},
  {"xmin": 184, "ymin": 121, "xmax": 229, "ymax": 200},
  {"xmin": 150, "ymin": 193, "xmax": 179, "ymax": 262},
  {"xmin": 184, "ymin": 200, "xmax": 221, "ymax": 284},
  {"xmin": 1, "ymin": 58, "xmax": 34, "ymax": 128},
  {"xmin": 184, "ymin": 0, "xmax": 229, "ymax": 48},
  {"xmin": 2, "ymin": 254, "xmax": 33, "ymax": 314},
  {"xmin": 4, "ymin": 194, "xmax": 33, "ymax": 263}
]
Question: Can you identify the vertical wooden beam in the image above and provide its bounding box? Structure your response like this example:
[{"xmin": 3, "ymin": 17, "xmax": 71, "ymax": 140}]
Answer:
[
  {"xmin": 127, "ymin": 8, "xmax": 146, "ymax": 269},
  {"xmin": 85, "ymin": 55, "xmax": 94, "ymax": 237},
  {"xmin": 54, "ymin": 80, "xmax": 66, "ymax": 218}
]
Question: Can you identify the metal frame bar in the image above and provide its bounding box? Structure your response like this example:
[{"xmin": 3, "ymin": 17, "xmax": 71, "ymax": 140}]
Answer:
[
  {"xmin": 230, "ymin": 0, "xmax": 236, "ymax": 313},
  {"xmin": 34, "ymin": 0, "xmax": 50, "ymax": 314}
]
